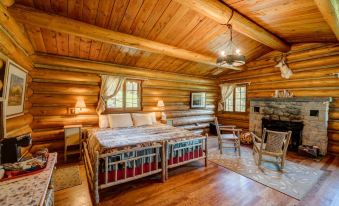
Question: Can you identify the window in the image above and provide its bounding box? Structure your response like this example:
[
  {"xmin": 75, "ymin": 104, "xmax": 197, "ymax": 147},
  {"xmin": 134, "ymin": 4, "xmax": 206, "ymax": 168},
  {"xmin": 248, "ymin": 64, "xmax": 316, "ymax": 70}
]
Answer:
[
  {"xmin": 224, "ymin": 85, "xmax": 246, "ymax": 112},
  {"xmin": 106, "ymin": 80, "xmax": 141, "ymax": 111}
]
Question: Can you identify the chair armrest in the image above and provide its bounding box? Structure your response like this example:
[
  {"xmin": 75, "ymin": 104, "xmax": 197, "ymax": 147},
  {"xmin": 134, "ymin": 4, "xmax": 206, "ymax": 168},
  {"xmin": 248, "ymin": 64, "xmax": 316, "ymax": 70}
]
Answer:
[{"xmin": 250, "ymin": 132, "xmax": 262, "ymax": 143}]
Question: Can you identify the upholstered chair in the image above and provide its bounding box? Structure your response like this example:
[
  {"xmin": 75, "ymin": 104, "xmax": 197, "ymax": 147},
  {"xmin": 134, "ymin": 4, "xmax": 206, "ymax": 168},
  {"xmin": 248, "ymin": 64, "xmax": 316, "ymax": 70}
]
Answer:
[
  {"xmin": 251, "ymin": 128, "xmax": 292, "ymax": 170},
  {"xmin": 214, "ymin": 117, "xmax": 242, "ymax": 155}
]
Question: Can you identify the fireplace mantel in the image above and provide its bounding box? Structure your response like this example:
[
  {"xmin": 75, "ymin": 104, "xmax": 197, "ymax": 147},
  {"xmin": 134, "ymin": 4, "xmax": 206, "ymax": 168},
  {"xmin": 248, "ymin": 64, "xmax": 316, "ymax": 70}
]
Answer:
[
  {"xmin": 249, "ymin": 97, "xmax": 331, "ymax": 155},
  {"xmin": 250, "ymin": 97, "xmax": 332, "ymax": 103}
]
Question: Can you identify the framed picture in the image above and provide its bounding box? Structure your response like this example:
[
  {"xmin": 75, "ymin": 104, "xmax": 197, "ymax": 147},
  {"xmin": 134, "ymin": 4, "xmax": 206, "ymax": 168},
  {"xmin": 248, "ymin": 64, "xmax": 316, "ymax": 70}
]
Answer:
[
  {"xmin": 0, "ymin": 55, "xmax": 7, "ymax": 99},
  {"xmin": 191, "ymin": 92, "xmax": 206, "ymax": 108},
  {"xmin": 5, "ymin": 60, "xmax": 27, "ymax": 118}
]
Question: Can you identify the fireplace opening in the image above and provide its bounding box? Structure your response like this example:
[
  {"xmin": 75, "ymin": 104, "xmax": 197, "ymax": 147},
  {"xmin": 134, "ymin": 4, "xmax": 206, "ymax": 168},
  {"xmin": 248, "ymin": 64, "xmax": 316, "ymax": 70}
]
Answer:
[{"xmin": 262, "ymin": 119, "xmax": 303, "ymax": 151}]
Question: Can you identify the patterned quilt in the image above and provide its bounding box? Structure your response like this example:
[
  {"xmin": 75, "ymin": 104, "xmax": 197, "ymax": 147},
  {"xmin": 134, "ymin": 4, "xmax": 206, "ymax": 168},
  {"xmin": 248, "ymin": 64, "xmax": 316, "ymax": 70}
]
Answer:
[{"xmin": 87, "ymin": 123, "xmax": 202, "ymax": 155}]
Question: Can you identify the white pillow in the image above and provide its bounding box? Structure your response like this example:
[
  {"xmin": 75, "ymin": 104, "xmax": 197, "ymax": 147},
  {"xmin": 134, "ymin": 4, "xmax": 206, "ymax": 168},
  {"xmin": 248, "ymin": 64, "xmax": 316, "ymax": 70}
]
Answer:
[
  {"xmin": 131, "ymin": 113, "xmax": 154, "ymax": 127},
  {"xmin": 99, "ymin": 115, "xmax": 109, "ymax": 128},
  {"xmin": 108, "ymin": 114, "xmax": 133, "ymax": 128}
]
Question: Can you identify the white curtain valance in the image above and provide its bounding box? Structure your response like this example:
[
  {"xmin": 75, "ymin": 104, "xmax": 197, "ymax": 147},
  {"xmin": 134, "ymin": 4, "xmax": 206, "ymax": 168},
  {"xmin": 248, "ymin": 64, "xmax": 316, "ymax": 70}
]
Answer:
[
  {"xmin": 96, "ymin": 75, "xmax": 126, "ymax": 114},
  {"xmin": 218, "ymin": 83, "xmax": 236, "ymax": 112}
]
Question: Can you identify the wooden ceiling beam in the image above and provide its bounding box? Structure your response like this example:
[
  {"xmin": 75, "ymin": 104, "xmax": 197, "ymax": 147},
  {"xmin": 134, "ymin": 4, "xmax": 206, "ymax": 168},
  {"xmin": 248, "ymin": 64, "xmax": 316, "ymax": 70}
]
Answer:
[
  {"xmin": 174, "ymin": 0, "xmax": 290, "ymax": 52},
  {"xmin": 0, "ymin": 0, "xmax": 14, "ymax": 7},
  {"xmin": 32, "ymin": 54, "xmax": 217, "ymax": 85},
  {"xmin": 0, "ymin": 3, "xmax": 34, "ymax": 55},
  {"xmin": 9, "ymin": 5, "xmax": 239, "ymax": 70},
  {"xmin": 314, "ymin": 0, "xmax": 339, "ymax": 41}
]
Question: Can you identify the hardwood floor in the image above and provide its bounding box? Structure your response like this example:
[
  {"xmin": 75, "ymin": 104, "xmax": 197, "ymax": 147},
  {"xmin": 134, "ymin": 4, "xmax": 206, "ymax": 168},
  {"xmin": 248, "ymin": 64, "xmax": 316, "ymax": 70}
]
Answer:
[{"xmin": 55, "ymin": 137, "xmax": 339, "ymax": 206}]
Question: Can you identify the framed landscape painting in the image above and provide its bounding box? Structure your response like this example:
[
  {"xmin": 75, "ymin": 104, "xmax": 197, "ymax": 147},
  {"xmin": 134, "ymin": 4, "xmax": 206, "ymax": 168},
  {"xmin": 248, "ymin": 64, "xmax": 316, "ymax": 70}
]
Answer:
[
  {"xmin": 191, "ymin": 92, "xmax": 206, "ymax": 108},
  {"xmin": 5, "ymin": 60, "xmax": 27, "ymax": 118}
]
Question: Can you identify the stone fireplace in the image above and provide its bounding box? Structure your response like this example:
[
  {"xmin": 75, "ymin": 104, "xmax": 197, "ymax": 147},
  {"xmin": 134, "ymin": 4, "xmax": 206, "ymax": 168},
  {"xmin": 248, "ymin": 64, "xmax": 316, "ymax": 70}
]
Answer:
[{"xmin": 249, "ymin": 97, "xmax": 331, "ymax": 155}]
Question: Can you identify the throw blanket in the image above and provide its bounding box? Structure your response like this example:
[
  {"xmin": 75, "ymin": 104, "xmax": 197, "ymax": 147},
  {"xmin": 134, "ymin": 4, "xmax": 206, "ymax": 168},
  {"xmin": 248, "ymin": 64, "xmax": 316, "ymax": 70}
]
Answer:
[{"xmin": 87, "ymin": 123, "xmax": 202, "ymax": 155}]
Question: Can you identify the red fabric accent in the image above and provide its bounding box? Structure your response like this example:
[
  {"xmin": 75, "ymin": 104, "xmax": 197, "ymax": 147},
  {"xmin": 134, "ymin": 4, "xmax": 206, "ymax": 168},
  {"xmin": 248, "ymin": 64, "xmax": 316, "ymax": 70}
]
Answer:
[
  {"xmin": 99, "ymin": 162, "xmax": 158, "ymax": 184},
  {"xmin": 168, "ymin": 149, "xmax": 203, "ymax": 166},
  {"xmin": 98, "ymin": 148, "xmax": 203, "ymax": 184}
]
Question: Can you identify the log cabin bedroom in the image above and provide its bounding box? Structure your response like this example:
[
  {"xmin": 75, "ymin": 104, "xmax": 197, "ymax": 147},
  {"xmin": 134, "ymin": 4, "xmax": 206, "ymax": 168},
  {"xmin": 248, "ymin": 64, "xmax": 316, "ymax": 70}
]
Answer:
[{"xmin": 0, "ymin": 0, "xmax": 338, "ymax": 205}]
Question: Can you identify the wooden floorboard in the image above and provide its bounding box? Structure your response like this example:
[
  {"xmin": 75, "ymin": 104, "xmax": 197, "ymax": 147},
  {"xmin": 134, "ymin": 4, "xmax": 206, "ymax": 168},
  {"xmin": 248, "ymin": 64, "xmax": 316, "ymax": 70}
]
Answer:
[{"xmin": 55, "ymin": 137, "xmax": 339, "ymax": 206}]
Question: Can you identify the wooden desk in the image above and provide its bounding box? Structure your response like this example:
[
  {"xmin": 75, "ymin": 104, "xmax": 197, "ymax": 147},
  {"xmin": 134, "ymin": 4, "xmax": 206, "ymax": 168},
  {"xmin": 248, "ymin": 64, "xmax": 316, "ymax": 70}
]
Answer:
[{"xmin": 0, "ymin": 153, "xmax": 57, "ymax": 206}]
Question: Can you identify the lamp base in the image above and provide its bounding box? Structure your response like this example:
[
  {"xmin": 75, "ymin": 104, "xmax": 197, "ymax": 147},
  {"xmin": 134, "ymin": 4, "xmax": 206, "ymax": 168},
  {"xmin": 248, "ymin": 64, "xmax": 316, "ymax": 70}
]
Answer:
[{"xmin": 161, "ymin": 112, "xmax": 167, "ymax": 121}]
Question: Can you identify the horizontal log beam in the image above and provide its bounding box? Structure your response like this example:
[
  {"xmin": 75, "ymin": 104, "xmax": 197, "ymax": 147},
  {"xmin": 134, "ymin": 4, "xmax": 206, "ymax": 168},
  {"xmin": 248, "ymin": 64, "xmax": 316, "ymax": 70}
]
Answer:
[
  {"xmin": 0, "ymin": 28, "xmax": 32, "ymax": 70},
  {"xmin": 32, "ymin": 54, "xmax": 217, "ymax": 85},
  {"xmin": 248, "ymin": 78, "xmax": 339, "ymax": 91},
  {"xmin": 314, "ymin": 0, "xmax": 339, "ymax": 41},
  {"xmin": 166, "ymin": 110, "xmax": 215, "ymax": 118},
  {"xmin": 30, "ymin": 105, "xmax": 97, "ymax": 116},
  {"xmin": 224, "ymin": 67, "xmax": 339, "ymax": 84},
  {"xmin": 31, "ymin": 115, "xmax": 98, "ymax": 129},
  {"xmin": 0, "ymin": 0, "xmax": 14, "ymax": 7},
  {"xmin": 31, "ymin": 69, "xmax": 100, "ymax": 83},
  {"xmin": 30, "ymin": 94, "xmax": 98, "ymax": 105},
  {"xmin": 0, "ymin": 3, "xmax": 34, "ymax": 55},
  {"xmin": 246, "ymin": 44, "xmax": 339, "ymax": 69},
  {"xmin": 172, "ymin": 115, "xmax": 214, "ymax": 126},
  {"xmin": 221, "ymin": 55, "xmax": 339, "ymax": 81},
  {"xmin": 7, "ymin": 113, "xmax": 33, "ymax": 132},
  {"xmin": 9, "ymin": 5, "xmax": 238, "ymax": 70},
  {"xmin": 177, "ymin": 123, "xmax": 210, "ymax": 130},
  {"xmin": 7, "ymin": 125, "xmax": 32, "ymax": 138},
  {"xmin": 174, "ymin": 0, "xmax": 290, "ymax": 52},
  {"xmin": 30, "ymin": 82, "xmax": 100, "ymax": 95},
  {"xmin": 247, "ymin": 89, "xmax": 339, "ymax": 98}
]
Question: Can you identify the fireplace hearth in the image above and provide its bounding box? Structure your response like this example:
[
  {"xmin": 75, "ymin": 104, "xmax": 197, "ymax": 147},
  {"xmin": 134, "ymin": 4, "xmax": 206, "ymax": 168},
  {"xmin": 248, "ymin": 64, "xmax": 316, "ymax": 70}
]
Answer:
[
  {"xmin": 262, "ymin": 119, "xmax": 303, "ymax": 151},
  {"xmin": 250, "ymin": 97, "xmax": 331, "ymax": 155}
]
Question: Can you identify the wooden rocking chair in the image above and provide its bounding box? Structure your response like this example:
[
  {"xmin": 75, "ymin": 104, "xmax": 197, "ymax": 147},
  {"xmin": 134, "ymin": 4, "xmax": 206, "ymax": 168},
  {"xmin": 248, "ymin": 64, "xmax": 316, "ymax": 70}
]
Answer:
[
  {"xmin": 214, "ymin": 117, "xmax": 242, "ymax": 155},
  {"xmin": 251, "ymin": 128, "xmax": 292, "ymax": 170}
]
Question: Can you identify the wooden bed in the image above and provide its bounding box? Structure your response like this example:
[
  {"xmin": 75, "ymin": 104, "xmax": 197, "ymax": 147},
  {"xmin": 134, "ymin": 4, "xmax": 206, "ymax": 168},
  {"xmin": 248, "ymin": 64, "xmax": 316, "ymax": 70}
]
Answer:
[{"xmin": 82, "ymin": 124, "xmax": 208, "ymax": 205}]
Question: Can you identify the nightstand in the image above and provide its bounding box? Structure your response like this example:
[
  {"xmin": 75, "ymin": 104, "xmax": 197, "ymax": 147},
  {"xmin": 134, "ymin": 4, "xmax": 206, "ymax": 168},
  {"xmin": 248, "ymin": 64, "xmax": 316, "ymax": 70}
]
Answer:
[
  {"xmin": 161, "ymin": 119, "xmax": 173, "ymax": 126},
  {"xmin": 64, "ymin": 125, "xmax": 82, "ymax": 162}
]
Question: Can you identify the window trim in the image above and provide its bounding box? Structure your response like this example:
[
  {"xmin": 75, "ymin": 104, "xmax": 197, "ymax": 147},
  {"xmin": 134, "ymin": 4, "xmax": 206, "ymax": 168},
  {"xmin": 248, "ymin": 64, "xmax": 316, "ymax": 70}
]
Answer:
[
  {"xmin": 223, "ymin": 84, "xmax": 247, "ymax": 113},
  {"xmin": 104, "ymin": 79, "xmax": 142, "ymax": 113}
]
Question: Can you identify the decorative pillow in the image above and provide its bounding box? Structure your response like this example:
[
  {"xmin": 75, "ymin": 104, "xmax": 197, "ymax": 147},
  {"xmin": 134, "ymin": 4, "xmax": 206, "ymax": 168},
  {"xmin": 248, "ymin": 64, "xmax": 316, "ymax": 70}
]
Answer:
[
  {"xmin": 131, "ymin": 113, "xmax": 154, "ymax": 127},
  {"xmin": 99, "ymin": 115, "xmax": 109, "ymax": 128},
  {"xmin": 108, "ymin": 114, "xmax": 133, "ymax": 128}
]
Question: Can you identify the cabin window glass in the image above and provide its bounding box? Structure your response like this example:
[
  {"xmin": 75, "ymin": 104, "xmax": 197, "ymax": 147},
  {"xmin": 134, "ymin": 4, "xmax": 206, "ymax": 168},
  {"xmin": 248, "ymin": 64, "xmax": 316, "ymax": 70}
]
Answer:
[
  {"xmin": 225, "ymin": 92, "xmax": 234, "ymax": 112},
  {"xmin": 235, "ymin": 86, "xmax": 246, "ymax": 112},
  {"xmin": 224, "ymin": 85, "xmax": 246, "ymax": 112},
  {"xmin": 106, "ymin": 80, "xmax": 141, "ymax": 111}
]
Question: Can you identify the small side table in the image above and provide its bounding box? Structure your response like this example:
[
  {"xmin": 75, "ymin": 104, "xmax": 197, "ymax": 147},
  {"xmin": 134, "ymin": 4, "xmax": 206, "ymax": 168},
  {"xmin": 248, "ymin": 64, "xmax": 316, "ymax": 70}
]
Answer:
[{"xmin": 64, "ymin": 125, "xmax": 82, "ymax": 162}]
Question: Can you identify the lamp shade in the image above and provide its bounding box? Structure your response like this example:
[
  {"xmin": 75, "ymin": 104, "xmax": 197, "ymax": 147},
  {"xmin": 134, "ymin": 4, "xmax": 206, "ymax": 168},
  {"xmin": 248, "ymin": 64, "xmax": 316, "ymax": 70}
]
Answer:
[
  {"xmin": 75, "ymin": 98, "xmax": 86, "ymax": 108},
  {"xmin": 157, "ymin": 100, "xmax": 165, "ymax": 107}
]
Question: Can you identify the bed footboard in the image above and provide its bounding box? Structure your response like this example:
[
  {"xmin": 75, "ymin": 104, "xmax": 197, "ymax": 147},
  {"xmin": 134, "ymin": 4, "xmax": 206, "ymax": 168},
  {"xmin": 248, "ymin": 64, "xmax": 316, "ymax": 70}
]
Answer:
[
  {"xmin": 83, "ymin": 141, "xmax": 165, "ymax": 205},
  {"xmin": 166, "ymin": 134, "xmax": 208, "ymax": 179}
]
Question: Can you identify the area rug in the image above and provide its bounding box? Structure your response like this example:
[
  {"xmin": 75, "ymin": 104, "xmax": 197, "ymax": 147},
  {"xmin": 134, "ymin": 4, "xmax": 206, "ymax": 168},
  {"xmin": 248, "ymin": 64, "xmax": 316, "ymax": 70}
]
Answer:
[
  {"xmin": 208, "ymin": 148, "xmax": 326, "ymax": 200},
  {"xmin": 55, "ymin": 165, "xmax": 82, "ymax": 191}
]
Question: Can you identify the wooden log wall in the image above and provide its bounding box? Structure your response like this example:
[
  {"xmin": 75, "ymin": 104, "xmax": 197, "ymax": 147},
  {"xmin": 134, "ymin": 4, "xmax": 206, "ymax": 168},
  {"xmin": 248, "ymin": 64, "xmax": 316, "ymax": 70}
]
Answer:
[
  {"xmin": 30, "ymin": 63, "xmax": 217, "ymax": 152},
  {"xmin": 0, "ymin": 31, "xmax": 33, "ymax": 139},
  {"xmin": 218, "ymin": 43, "xmax": 339, "ymax": 155}
]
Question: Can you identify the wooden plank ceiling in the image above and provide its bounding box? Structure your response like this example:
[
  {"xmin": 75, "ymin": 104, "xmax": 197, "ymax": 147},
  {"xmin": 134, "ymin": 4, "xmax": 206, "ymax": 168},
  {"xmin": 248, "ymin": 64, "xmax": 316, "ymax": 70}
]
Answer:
[
  {"xmin": 14, "ymin": 0, "xmax": 337, "ymax": 77},
  {"xmin": 222, "ymin": 0, "xmax": 337, "ymax": 43}
]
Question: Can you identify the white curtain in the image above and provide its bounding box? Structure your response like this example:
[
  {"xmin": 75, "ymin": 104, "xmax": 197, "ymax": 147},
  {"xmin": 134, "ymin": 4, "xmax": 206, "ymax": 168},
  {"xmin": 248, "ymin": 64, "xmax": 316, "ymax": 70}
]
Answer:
[
  {"xmin": 96, "ymin": 75, "xmax": 126, "ymax": 114},
  {"xmin": 218, "ymin": 83, "xmax": 236, "ymax": 112}
]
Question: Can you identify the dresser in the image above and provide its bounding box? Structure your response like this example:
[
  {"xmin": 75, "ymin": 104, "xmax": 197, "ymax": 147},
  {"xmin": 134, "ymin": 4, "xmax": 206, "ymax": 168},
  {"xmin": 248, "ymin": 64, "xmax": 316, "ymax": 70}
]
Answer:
[{"xmin": 0, "ymin": 153, "xmax": 57, "ymax": 206}]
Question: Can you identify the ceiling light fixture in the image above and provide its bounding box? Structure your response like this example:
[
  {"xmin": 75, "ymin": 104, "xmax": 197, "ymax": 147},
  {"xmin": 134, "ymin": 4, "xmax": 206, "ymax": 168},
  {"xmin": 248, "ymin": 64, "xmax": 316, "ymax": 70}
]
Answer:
[{"xmin": 217, "ymin": 10, "xmax": 246, "ymax": 67}]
